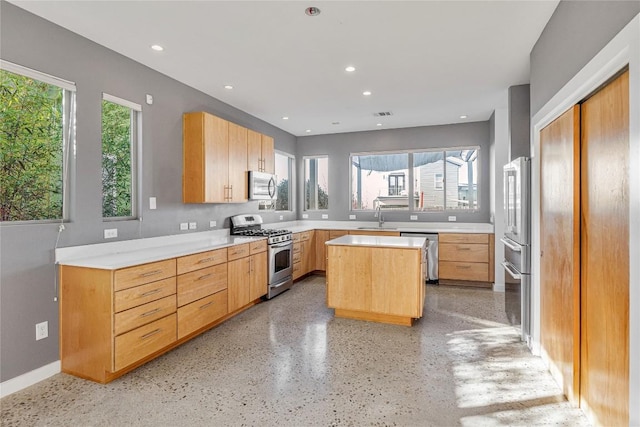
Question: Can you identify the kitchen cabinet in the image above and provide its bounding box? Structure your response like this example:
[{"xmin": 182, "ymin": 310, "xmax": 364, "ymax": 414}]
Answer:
[
  {"xmin": 438, "ymin": 233, "xmax": 494, "ymax": 286},
  {"xmin": 314, "ymin": 229, "xmax": 330, "ymax": 271},
  {"xmin": 293, "ymin": 231, "xmax": 315, "ymax": 280},
  {"xmin": 247, "ymin": 129, "xmax": 275, "ymax": 174},
  {"xmin": 228, "ymin": 241, "xmax": 268, "ymax": 312},
  {"xmin": 59, "ymin": 259, "xmax": 178, "ymax": 383},
  {"xmin": 182, "ymin": 112, "xmax": 247, "ymax": 203},
  {"xmin": 326, "ymin": 236, "xmax": 426, "ymax": 326}
]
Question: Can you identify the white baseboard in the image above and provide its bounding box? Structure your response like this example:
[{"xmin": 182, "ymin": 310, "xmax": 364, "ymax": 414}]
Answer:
[
  {"xmin": 0, "ymin": 361, "xmax": 61, "ymax": 398},
  {"xmin": 493, "ymin": 282, "xmax": 505, "ymax": 292}
]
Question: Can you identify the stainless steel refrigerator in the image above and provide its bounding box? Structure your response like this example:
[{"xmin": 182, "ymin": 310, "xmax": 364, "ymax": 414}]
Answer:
[{"xmin": 501, "ymin": 157, "xmax": 531, "ymax": 345}]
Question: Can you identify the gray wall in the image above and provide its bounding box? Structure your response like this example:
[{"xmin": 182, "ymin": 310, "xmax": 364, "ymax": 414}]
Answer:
[
  {"xmin": 296, "ymin": 122, "xmax": 491, "ymax": 223},
  {"xmin": 508, "ymin": 84, "xmax": 530, "ymax": 160},
  {"xmin": 0, "ymin": 2, "xmax": 296, "ymax": 382},
  {"xmin": 530, "ymin": 0, "xmax": 640, "ymax": 115}
]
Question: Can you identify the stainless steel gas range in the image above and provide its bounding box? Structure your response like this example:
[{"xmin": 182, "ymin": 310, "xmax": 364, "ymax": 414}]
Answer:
[{"xmin": 230, "ymin": 214, "xmax": 293, "ymax": 299}]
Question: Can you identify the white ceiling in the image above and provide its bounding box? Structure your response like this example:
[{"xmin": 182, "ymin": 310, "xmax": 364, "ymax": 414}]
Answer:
[{"xmin": 10, "ymin": 0, "xmax": 559, "ymax": 137}]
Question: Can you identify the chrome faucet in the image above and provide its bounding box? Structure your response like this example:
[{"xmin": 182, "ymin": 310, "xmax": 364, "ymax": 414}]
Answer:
[{"xmin": 375, "ymin": 205, "xmax": 384, "ymax": 228}]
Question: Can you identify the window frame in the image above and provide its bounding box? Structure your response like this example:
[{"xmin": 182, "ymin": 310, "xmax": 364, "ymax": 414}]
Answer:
[
  {"xmin": 303, "ymin": 155, "xmax": 329, "ymax": 211},
  {"xmin": 349, "ymin": 146, "xmax": 480, "ymax": 213},
  {"xmin": 274, "ymin": 150, "xmax": 295, "ymax": 212},
  {"xmin": 0, "ymin": 60, "xmax": 76, "ymax": 224},
  {"xmin": 101, "ymin": 93, "xmax": 141, "ymax": 221}
]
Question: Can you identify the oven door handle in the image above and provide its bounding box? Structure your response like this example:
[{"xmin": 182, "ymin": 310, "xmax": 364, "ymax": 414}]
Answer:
[
  {"xmin": 271, "ymin": 280, "xmax": 290, "ymax": 289},
  {"xmin": 502, "ymin": 261, "xmax": 522, "ymax": 280},
  {"xmin": 270, "ymin": 241, "xmax": 292, "ymax": 249}
]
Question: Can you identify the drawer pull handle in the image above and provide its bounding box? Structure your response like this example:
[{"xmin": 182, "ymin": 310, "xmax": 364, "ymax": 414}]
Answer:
[
  {"xmin": 457, "ymin": 247, "xmax": 471, "ymax": 251},
  {"xmin": 198, "ymin": 257, "xmax": 215, "ymax": 264},
  {"xmin": 197, "ymin": 274, "xmax": 212, "ymax": 281},
  {"xmin": 141, "ymin": 328, "xmax": 161, "ymax": 340},
  {"xmin": 199, "ymin": 301, "xmax": 214, "ymax": 310},
  {"xmin": 140, "ymin": 308, "xmax": 161, "ymax": 317},
  {"xmin": 140, "ymin": 269, "xmax": 163, "ymax": 278},
  {"xmin": 457, "ymin": 265, "xmax": 471, "ymax": 269},
  {"xmin": 141, "ymin": 288, "xmax": 162, "ymax": 297}
]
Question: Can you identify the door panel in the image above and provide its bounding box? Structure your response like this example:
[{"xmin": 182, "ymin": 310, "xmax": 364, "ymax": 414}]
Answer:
[
  {"xmin": 580, "ymin": 70, "xmax": 629, "ymax": 426},
  {"xmin": 539, "ymin": 105, "xmax": 581, "ymax": 404}
]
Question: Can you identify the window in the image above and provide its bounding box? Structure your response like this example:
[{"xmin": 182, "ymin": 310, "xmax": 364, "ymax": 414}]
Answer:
[
  {"xmin": 275, "ymin": 151, "xmax": 293, "ymax": 211},
  {"xmin": 351, "ymin": 152, "xmax": 409, "ymax": 210},
  {"xmin": 0, "ymin": 61, "xmax": 75, "ymax": 222},
  {"xmin": 304, "ymin": 156, "xmax": 328, "ymax": 210},
  {"xmin": 101, "ymin": 94, "xmax": 140, "ymax": 219},
  {"xmin": 351, "ymin": 148, "xmax": 479, "ymax": 212}
]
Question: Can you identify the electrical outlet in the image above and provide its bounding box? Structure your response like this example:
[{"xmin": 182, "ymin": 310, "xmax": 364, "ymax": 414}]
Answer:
[
  {"xmin": 149, "ymin": 197, "xmax": 157, "ymax": 210},
  {"xmin": 321, "ymin": 214, "xmax": 329, "ymax": 219},
  {"xmin": 104, "ymin": 228, "xmax": 118, "ymax": 239},
  {"xmin": 279, "ymin": 215, "xmax": 284, "ymax": 220},
  {"xmin": 349, "ymin": 214, "xmax": 356, "ymax": 220},
  {"xmin": 410, "ymin": 215, "xmax": 418, "ymax": 221},
  {"xmin": 302, "ymin": 214, "xmax": 309, "ymax": 219},
  {"xmin": 146, "ymin": 94, "xmax": 153, "ymax": 105},
  {"xmin": 180, "ymin": 223, "xmax": 188, "ymax": 231},
  {"xmin": 209, "ymin": 220, "xmax": 217, "ymax": 228},
  {"xmin": 36, "ymin": 321, "xmax": 48, "ymax": 341},
  {"xmin": 448, "ymin": 216, "xmax": 457, "ymax": 222},
  {"xmin": 189, "ymin": 222, "xmax": 197, "ymax": 230}
]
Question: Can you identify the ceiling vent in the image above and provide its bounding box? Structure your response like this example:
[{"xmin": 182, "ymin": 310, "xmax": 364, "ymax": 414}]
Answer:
[{"xmin": 373, "ymin": 111, "xmax": 393, "ymax": 117}]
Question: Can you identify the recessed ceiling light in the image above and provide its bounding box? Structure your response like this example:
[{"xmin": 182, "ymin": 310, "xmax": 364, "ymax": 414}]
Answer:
[
  {"xmin": 150, "ymin": 44, "xmax": 164, "ymax": 51},
  {"xmin": 305, "ymin": 6, "xmax": 321, "ymax": 16},
  {"xmin": 460, "ymin": 115, "xmax": 468, "ymax": 119},
  {"xmin": 376, "ymin": 123, "xmax": 383, "ymax": 127},
  {"xmin": 305, "ymin": 129, "xmax": 312, "ymax": 133},
  {"xmin": 224, "ymin": 85, "xmax": 233, "ymax": 90},
  {"xmin": 332, "ymin": 121, "xmax": 340, "ymax": 125},
  {"xmin": 363, "ymin": 91, "xmax": 372, "ymax": 96},
  {"xmin": 282, "ymin": 116, "xmax": 289, "ymax": 120},
  {"xmin": 345, "ymin": 66, "xmax": 356, "ymax": 72}
]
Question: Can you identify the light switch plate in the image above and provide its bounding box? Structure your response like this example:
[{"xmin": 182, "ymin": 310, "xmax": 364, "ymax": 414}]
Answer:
[
  {"xmin": 149, "ymin": 197, "xmax": 156, "ymax": 210},
  {"xmin": 448, "ymin": 216, "xmax": 457, "ymax": 222},
  {"xmin": 146, "ymin": 94, "xmax": 153, "ymax": 105},
  {"xmin": 209, "ymin": 220, "xmax": 217, "ymax": 228},
  {"xmin": 349, "ymin": 215, "xmax": 356, "ymax": 220},
  {"xmin": 180, "ymin": 223, "xmax": 188, "ymax": 231},
  {"xmin": 104, "ymin": 228, "xmax": 118, "ymax": 239},
  {"xmin": 321, "ymin": 214, "xmax": 329, "ymax": 219},
  {"xmin": 189, "ymin": 222, "xmax": 197, "ymax": 230},
  {"xmin": 302, "ymin": 214, "xmax": 309, "ymax": 219},
  {"xmin": 410, "ymin": 215, "xmax": 418, "ymax": 221}
]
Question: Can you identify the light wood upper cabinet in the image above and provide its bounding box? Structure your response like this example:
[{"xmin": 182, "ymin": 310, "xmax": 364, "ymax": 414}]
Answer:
[
  {"xmin": 247, "ymin": 129, "xmax": 274, "ymax": 174},
  {"xmin": 183, "ymin": 112, "xmax": 247, "ymax": 203}
]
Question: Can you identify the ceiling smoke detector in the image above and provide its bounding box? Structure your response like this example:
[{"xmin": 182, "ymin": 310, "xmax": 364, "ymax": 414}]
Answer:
[
  {"xmin": 373, "ymin": 112, "xmax": 393, "ymax": 117},
  {"xmin": 305, "ymin": 7, "xmax": 321, "ymax": 16}
]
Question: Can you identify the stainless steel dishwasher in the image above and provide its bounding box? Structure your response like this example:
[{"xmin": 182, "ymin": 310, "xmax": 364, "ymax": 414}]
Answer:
[{"xmin": 400, "ymin": 232, "xmax": 438, "ymax": 283}]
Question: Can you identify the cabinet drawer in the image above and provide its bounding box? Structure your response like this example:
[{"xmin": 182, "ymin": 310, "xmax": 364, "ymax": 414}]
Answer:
[
  {"xmin": 293, "ymin": 252, "xmax": 301, "ymax": 263},
  {"xmin": 249, "ymin": 239, "xmax": 267, "ymax": 254},
  {"xmin": 177, "ymin": 248, "xmax": 227, "ymax": 275},
  {"xmin": 293, "ymin": 244, "xmax": 301, "ymax": 254},
  {"xmin": 114, "ymin": 277, "xmax": 176, "ymax": 313},
  {"xmin": 177, "ymin": 290, "xmax": 228, "ymax": 339},
  {"xmin": 228, "ymin": 244, "xmax": 250, "ymax": 261},
  {"xmin": 177, "ymin": 263, "xmax": 227, "ymax": 307},
  {"xmin": 114, "ymin": 314, "xmax": 176, "ymax": 371},
  {"xmin": 439, "ymin": 261, "xmax": 489, "ymax": 281},
  {"xmin": 292, "ymin": 233, "xmax": 301, "ymax": 243},
  {"xmin": 293, "ymin": 263, "xmax": 302, "ymax": 279},
  {"xmin": 300, "ymin": 231, "xmax": 312, "ymax": 242},
  {"xmin": 114, "ymin": 259, "xmax": 176, "ymax": 291},
  {"xmin": 439, "ymin": 233, "xmax": 488, "ymax": 244},
  {"xmin": 114, "ymin": 295, "xmax": 177, "ymax": 336},
  {"xmin": 440, "ymin": 243, "xmax": 489, "ymax": 263}
]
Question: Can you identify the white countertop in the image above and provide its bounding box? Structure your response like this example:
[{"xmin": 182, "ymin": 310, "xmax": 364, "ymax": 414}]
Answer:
[
  {"xmin": 56, "ymin": 233, "xmax": 265, "ymax": 270},
  {"xmin": 326, "ymin": 235, "xmax": 427, "ymax": 249},
  {"xmin": 266, "ymin": 220, "xmax": 493, "ymax": 234}
]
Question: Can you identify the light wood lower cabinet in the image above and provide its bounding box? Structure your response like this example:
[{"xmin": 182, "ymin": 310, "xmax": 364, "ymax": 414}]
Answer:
[
  {"xmin": 293, "ymin": 231, "xmax": 315, "ymax": 280},
  {"xmin": 438, "ymin": 233, "xmax": 494, "ymax": 285},
  {"xmin": 315, "ymin": 229, "xmax": 399, "ymax": 273},
  {"xmin": 177, "ymin": 290, "xmax": 228, "ymax": 339},
  {"xmin": 228, "ymin": 242, "xmax": 268, "ymax": 311}
]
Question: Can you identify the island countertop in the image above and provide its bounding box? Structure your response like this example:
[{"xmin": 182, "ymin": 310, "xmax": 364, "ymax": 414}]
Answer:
[{"xmin": 325, "ymin": 235, "xmax": 427, "ymax": 249}]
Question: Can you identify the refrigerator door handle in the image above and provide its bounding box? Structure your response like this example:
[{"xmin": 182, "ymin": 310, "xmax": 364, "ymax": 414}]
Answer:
[
  {"xmin": 502, "ymin": 261, "xmax": 522, "ymax": 279},
  {"xmin": 500, "ymin": 237, "xmax": 522, "ymax": 252}
]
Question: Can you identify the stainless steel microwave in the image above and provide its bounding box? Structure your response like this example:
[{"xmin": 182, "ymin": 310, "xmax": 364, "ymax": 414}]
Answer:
[{"xmin": 248, "ymin": 171, "xmax": 277, "ymax": 200}]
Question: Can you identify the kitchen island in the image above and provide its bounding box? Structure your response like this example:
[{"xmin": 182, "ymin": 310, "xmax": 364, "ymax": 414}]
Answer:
[{"xmin": 326, "ymin": 235, "xmax": 427, "ymax": 326}]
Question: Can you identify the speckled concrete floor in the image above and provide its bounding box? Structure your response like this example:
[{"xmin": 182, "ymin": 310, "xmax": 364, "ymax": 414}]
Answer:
[{"xmin": 1, "ymin": 276, "xmax": 590, "ymax": 426}]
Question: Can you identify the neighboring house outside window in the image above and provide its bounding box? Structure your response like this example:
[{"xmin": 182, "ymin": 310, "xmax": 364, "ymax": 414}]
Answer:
[{"xmin": 0, "ymin": 61, "xmax": 76, "ymax": 222}]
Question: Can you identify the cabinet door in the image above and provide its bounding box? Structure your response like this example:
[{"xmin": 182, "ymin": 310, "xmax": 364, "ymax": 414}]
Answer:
[
  {"xmin": 261, "ymin": 135, "xmax": 275, "ymax": 174},
  {"xmin": 247, "ymin": 129, "xmax": 262, "ymax": 171},
  {"xmin": 326, "ymin": 245, "xmax": 371, "ymax": 311},
  {"xmin": 315, "ymin": 230, "xmax": 329, "ymax": 271},
  {"xmin": 371, "ymin": 248, "xmax": 420, "ymax": 317},
  {"xmin": 227, "ymin": 257, "xmax": 250, "ymax": 312},
  {"xmin": 249, "ymin": 252, "xmax": 268, "ymax": 300},
  {"xmin": 228, "ymin": 123, "xmax": 248, "ymax": 202}
]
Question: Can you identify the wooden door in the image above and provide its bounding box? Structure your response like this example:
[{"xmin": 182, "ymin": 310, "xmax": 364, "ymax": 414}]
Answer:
[
  {"xmin": 249, "ymin": 252, "xmax": 268, "ymax": 301},
  {"xmin": 247, "ymin": 129, "xmax": 262, "ymax": 171},
  {"xmin": 227, "ymin": 257, "xmax": 250, "ymax": 312},
  {"xmin": 580, "ymin": 70, "xmax": 629, "ymax": 426},
  {"xmin": 228, "ymin": 122, "xmax": 248, "ymax": 202},
  {"xmin": 539, "ymin": 105, "xmax": 581, "ymax": 404},
  {"xmin": 262, "ymin": 135, "xmax": 275, "ymax": 174}
]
